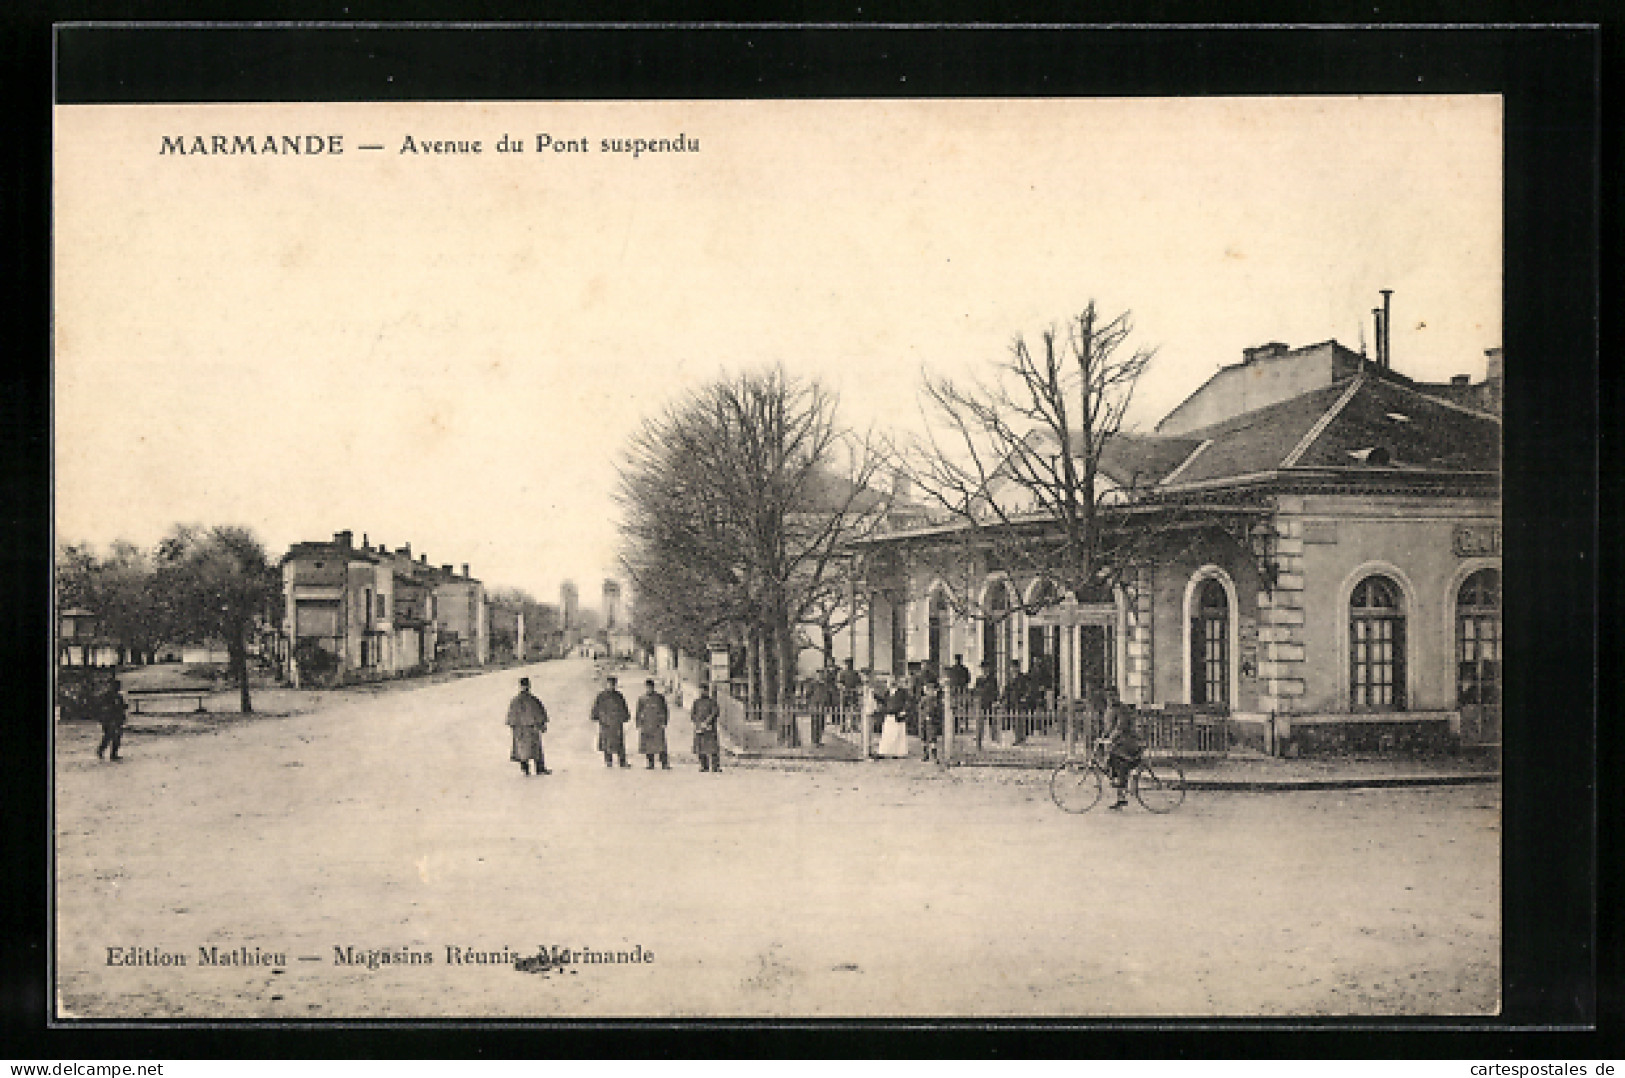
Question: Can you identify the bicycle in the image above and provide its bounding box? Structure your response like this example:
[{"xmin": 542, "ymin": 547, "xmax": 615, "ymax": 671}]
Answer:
[{"xmin": 1050, "ymin": 738, "xmax": 1187, "ymax": 813}]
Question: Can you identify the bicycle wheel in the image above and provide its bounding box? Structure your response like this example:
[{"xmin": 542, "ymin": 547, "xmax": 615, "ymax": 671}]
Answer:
[
  {"xmin": 1131, "ymin": 758, "xmax": 1187, "ymax": 813},
  {"xmin": 1050, "ymin": 761, "xmax": 1104, "ymax": 813}
]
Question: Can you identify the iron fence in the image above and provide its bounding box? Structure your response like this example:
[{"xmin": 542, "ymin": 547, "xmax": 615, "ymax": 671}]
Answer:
[
  {"xmin": 946, "ymin": 695, "xmax": 1236, "ymax": 766},
  {"xmin": 714, "ymin": 687, "xmax": 1238, "ymax": 765}
]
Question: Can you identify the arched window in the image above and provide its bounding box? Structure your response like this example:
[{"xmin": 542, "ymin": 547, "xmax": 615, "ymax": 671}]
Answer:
[
  {"xmin": 1456, "ymin": 569, "xmax": 1501, "ymax": 707},
  {"xmin": 1350, "ymin": 575, "xmax": 1406, "ymax": 711},
  {"xmin": 1191, "ymin": 577, "xmax": 1230, "ymax": 709},
  {"xmin": 927, "ymin": 589, "xmax": 952, "ymax": 676},
  {"xmin": 982, "ymin": 581, "xmax": 1012, "ymax": 685}
]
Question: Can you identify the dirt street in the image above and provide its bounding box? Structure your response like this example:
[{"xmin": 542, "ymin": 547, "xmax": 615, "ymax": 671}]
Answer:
[{"xmin": 55, "ymin": 657, "xmax": 1500, "ymax": 1018}]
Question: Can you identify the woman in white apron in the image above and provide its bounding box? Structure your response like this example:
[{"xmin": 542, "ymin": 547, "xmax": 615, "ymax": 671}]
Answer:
[{"xmin": 876, "ymin": 676, "xmax": 911, "ymax": 757}]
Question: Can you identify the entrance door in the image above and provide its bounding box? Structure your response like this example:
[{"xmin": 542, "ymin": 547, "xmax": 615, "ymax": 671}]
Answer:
[
  {"xmin": 1456, "ymin": 569, "xmax": 1501, "ymax": 745},
  {"xmin": 1079, "ymin": 624, "xmax": 1115, "ymax": 702},
  {"xmin": 1190, "ymin": 578, "xmax": 1230, "ymax": 712}
]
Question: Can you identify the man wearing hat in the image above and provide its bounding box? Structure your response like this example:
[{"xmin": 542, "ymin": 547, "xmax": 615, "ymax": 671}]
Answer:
[
  {"xmin": 636, "ymin": 678, "xmax": 671, "ymax": 770},
  {"xmin": 506, "ymin": 677, "xmax": 550, "ymax": 776},
  {"xmin": 690, "ymin": 682, "xmax": 722, "ymax": 773},
  {"xmin": 96, "ymin": 679, "xmax": 127, "ymax": 761},
  {"xmin": 592, "ymin": 675, "xmax": 632, "ymax": 768}
]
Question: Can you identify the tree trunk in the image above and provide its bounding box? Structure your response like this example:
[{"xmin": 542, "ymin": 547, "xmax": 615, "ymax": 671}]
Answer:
[
  {"xmin": 229, "ymin": 632, "xmax": 253, "ymax": 713},
  {"xmin": 776, "ymin": 613, "xmax": 795, "ymax": 706},
  {"xmin": 745, "ymin": 630, "xmax": 762, "ymax": 710}
]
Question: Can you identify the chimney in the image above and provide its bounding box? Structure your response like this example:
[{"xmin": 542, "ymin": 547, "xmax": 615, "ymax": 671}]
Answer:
[
  {"xmin": 334, "ymin": 530, "xmax": 353, "ymax": 549},
  {"xmin": 1485, "ymin": 346, "xmax": 1503, "ymax": 386},
  {"xmin": 362, "ymin": 533, "xmax": 369, "ymax": 548},
  {"xmin": 1242, "ymin": 342, "xmax": 1290, "ymax": 364},
  {"xmin": 1372, "ymin": 309, "xmax": 1384, "ymax": 368},
  {"xmin": 462, "ymin": 563, "xmax": 471, "ymax": 578},
  {"xmin": 442, "ymin": 564, "xmax": 454, "ymax": 574},
  {"xmin": 397, "ymin": 543, "xmax": 411, "ymax": 558},
  {"xmin": 1380, "ymin": 289, "xmax": 1394, "ymax": 370},
  {"xmin": 1451, "ymin": 374, "xmax": 1471, "ymax": 387},
  {"xmin": 419, "ymin": 553, "xmax": 427, "ymax": 564}
]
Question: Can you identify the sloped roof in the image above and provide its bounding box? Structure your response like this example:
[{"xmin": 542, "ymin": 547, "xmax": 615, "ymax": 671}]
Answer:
[
  {"xmin": 1162, "ymin": 373, "xmax": 1500, "ymax": 488},
  {"xmin": 1098, "ymin": 433, "xmax": 1207, "ymax": 487},
  {"xmin": 865, "ymin": 371, "xmax": 1500, "ymax": 545},
  {"xmin": 1017, "ymin": 429, "xmax": 1203, "ymax": 488},
  {"xmin": 1160, "ymin": 381, "xmax": 1356, "ymax": 486},
  {"xmin": 1288, "ymin": 374, "xmax": 1500, "ymax": 472},
  {"xmin": 283, "ymin": 540, "xmax": 377, "ymax": 564}
]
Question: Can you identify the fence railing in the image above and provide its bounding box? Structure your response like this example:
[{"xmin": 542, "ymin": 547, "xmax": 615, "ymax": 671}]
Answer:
[
  {"xmin": 715, "ymin": 687, "xmax": 1236, "ymax": 764},
  {"xmin": 945, "ymin": 695, "xmax": 1236, "ymax": 765}
]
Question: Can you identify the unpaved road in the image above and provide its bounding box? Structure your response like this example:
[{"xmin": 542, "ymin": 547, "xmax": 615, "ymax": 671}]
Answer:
[{"xmin": 55, "ymin": 657, "xmax": 1499, "ymax": 1018}]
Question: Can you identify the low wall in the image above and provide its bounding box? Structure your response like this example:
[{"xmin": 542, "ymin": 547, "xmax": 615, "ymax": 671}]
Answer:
[{"xmin": 1277, "ymin": 711, "xmax": 1457, "ymax": 756}]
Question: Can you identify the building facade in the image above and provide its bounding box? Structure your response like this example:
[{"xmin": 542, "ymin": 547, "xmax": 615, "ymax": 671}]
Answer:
[
  {"xmin": 858, "ymin": 344, "xmax": 1502, "ymax": 755},
  {"xmin": 282, "ymin": 531, "xmax": 487, "ymax": 685}
]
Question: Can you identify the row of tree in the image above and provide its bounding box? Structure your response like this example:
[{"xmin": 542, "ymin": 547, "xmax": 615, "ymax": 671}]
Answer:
[
  {"xmin": 56, "ymin": 525, "xmax": 280, "ymax": 712},
  {"xmin": 614, "ymin": 301, "xmax": 1162, "ymax": 708},
  {"xmin": 616, "ymin": 367, "xmax": 892, "ymax": 707}
]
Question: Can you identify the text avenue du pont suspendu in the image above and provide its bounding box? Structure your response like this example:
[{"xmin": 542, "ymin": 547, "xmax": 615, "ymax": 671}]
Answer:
[{"xmin": 159, "ymin": 132, "xmax": 700, "ymax": 160}]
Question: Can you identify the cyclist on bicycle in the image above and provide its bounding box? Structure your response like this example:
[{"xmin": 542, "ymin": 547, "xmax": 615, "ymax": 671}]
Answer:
[{"xmin": 1101, "ymin": 688, "xmax": 1141, "ymax": 810}]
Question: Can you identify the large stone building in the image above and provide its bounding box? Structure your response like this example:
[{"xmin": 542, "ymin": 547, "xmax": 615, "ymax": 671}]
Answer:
[
  {"xmin": 857, "ymin": 340, "xmax": 1502, "ymax": 755},
  {"xmin": 282, "ymin": 531, "xmax": 488, "ymax": 685}
]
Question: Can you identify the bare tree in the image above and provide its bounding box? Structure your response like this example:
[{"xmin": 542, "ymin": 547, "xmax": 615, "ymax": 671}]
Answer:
[
  {"xmin": 617, "ymin": 366, "xmax": 891, "ymax": 707},
  {"xmin": 901, "ymin": 301, "xmax": 1166, "ymax": 617}
]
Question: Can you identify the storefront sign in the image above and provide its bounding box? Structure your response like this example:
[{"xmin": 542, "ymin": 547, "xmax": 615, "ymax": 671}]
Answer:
[
  {"xmin": 1303, "ymin": 520, "xmax": 1338, "ymax": 544},
  {"xmin": 1452, "ymin": 524, "xmax": 1501, "ymax": 557}
]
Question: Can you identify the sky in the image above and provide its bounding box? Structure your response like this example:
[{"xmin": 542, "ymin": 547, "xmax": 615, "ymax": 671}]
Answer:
[{"xmin": 54, "ymin": 96, "xmax": 1502, "ymax": 605}]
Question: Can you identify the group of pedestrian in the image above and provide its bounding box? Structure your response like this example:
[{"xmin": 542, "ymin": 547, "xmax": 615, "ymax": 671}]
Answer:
[
  {"xmin": 867, "ymin": 664, "xmax": 955, "ymax": 762},
  {"xmin": 505, "ymin": 674, "xmax": 724, "ymax": 776}
]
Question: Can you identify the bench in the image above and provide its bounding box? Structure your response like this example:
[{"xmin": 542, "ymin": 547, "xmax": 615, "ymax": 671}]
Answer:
[{"xmin": 125, "ymin": 687, "xmax": 211, "ymax": 714}]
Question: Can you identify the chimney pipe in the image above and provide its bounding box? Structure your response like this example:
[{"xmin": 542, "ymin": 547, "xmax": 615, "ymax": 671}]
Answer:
[
  {"xmin": 1380, "ymin": 289, "xmax": 1394, "ymax": 370},
  {"xmin": 1372, "ymin": 309, "xmax": 1384, "ymax": 368},
  {"xmin": 362, "ymin": 533, "xmax": 369, "ymax": 548},
  {"xmin": 462, "ymin": 564, "xmax": 471, "ymax": 578}
]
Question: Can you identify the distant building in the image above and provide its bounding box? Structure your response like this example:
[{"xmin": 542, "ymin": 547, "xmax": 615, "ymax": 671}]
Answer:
[
  {"xmin": 281, "ymin": 530, "xmax": 486, "ymax": 685},
  {"xmin": 602, "ymin": 578, "xmax": 623, "ymax": 631},
  {"xmin": 521, "ymin": 601, "xmax": 564, "ymax": 659},
  {"xmin": 430, "ymin": 560, "xmax": 487, "ymax": 667},
  {"xmin": 560, "ymin": 580, "xmax": 579, "ymax": 631},
  {"xmin": 486, "ymin": 597, "xmax": 528, "ymax": 663}
]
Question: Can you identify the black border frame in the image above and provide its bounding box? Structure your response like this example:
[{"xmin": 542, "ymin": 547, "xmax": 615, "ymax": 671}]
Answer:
[{"xmin": 6, "ymin": 12, "xmax": 1608, "ymax": 1060}]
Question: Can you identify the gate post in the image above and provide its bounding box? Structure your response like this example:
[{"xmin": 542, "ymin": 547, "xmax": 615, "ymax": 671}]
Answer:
[
  {"xmin": 1062, "ymin": 628, "xmax": 1075, "ymax": 758},
  {"xmin": 941, "ymin": 689, "xmax": 954, "ymax": 768},
  {"xmin": 860, "ymin": 687, "xmax": 873, "ymax": 759}
]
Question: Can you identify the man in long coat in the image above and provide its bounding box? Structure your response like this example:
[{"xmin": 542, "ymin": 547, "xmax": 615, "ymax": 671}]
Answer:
[
  {"xmin": 506, "ymin": 676, "xmax": 551, "ymax": 776},
  {"xmin": 592, "ymin": 675, "xmax": 632, "ymax": 768},
  {"xmin": 635, "ymin": 678, "xmax": 670, "ymax": 770},
  {"xmin": 96, "ymin": 679, "xmax": 127, "ymax": 761},
  {"xmin": 690, "ymin": 683, "xmax": 722, "ymax": 773}
]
